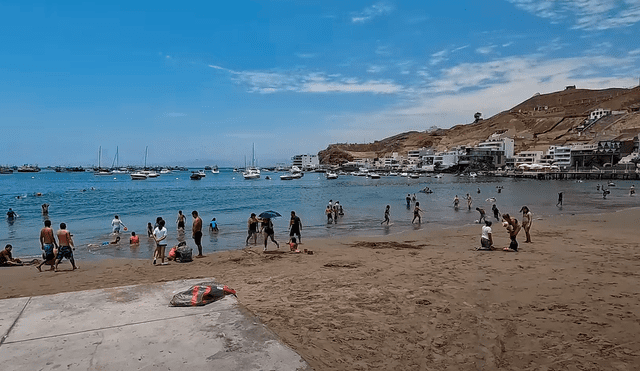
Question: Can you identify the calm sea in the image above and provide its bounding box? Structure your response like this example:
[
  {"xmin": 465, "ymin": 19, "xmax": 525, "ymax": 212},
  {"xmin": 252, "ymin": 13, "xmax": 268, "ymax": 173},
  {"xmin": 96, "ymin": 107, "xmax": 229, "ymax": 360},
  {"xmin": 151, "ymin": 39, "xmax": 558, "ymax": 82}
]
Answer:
[{"xmin": 1, "ymin": 170, "xmax": 637, "ymax": 261}]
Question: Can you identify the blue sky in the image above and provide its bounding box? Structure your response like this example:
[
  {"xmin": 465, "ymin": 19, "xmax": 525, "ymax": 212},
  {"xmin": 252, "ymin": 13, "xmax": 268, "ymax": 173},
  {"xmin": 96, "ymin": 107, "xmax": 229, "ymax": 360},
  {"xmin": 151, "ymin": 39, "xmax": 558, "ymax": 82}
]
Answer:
[{"xmin": 1, "ymin": 0, "xmax": 639, "ymax": 166}]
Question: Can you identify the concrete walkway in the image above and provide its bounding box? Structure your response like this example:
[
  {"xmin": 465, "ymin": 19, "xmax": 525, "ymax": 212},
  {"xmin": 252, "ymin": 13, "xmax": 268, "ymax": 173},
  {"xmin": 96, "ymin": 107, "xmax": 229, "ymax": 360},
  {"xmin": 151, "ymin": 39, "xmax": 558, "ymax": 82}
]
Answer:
[{"xmin": 0, "ymin": 279, "xmax": 310, "ymax": 371}]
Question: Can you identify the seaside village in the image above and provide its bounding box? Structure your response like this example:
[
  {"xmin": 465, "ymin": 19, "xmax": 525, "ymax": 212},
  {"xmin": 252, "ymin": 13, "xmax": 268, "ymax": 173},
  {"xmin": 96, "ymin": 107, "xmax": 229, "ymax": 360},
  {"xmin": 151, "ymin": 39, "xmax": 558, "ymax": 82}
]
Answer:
[{"xmin": 308, "ymin": 107, "xmax": 640, "ymax": 181}]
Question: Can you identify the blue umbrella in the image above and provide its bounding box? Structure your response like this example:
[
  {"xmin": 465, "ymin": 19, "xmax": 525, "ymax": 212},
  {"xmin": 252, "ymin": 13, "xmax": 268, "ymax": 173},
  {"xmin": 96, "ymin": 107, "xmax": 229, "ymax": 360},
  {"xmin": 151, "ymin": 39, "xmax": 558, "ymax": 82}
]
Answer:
[{"xmin": 259, "ymin": 210, "xmax": 282, "ymax": 219}]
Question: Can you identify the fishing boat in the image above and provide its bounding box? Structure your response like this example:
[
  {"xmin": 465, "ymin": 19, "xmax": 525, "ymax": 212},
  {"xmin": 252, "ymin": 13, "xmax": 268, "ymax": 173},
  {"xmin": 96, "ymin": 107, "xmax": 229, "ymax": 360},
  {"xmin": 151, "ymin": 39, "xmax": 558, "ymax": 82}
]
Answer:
[
  {"xmin": 17, "ymin": 165, "xmax": 41, "ymax": 172},
  {"xmin": 190, "ymin": 171, "xmax": 205, "ymax": 180}
]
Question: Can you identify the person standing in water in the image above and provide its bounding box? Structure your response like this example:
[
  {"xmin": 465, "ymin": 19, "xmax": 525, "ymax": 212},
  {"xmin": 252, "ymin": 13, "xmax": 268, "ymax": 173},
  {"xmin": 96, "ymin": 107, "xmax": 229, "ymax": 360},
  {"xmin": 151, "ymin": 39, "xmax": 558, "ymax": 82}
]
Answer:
[
  {"xmin": 412, "ymin": 202, "xmax": 423, "ymax": 224},
  {"xmin": 41, "ymin": 203, "xmax": 49, "ymax": 215},
  {"xmin": 556, "ymin": 192, "xmax": 563, "ymax": 207},
  {"xmin": 176, "ymin": 210, "xmax": 187, "ymax": 232},
  {"xmin": 381, "ymin": 205, "xmax": 390, "ymax": 225},
  {"xmin": 466, "ymin": 194, "xmax": 473, "ymax": 210},
  {"xmin": 192, "ymin": 210, "xmax": 204, "ymax": 257},
  {"xmin": 453, "ymin": 196, "xmax": 460, "ymax": 210},
  {"xmin": 111, "ymin": 215, "xmax": 127, "ymax": 234},
  {"xmin": 492, "ymin": 204, "xmax": 501, "ymax": 220}
]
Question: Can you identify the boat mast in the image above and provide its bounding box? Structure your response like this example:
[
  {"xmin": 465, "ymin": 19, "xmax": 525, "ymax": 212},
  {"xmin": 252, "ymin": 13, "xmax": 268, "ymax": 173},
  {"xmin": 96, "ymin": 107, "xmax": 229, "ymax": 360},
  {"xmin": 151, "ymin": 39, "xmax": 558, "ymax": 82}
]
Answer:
[
  {"xmin": 144, "ymin": 146, "xmax": 148, "ymax": 169},
  {"xmin": 98, "ymin": 146, "xmax": 102, "ymax": 170}
]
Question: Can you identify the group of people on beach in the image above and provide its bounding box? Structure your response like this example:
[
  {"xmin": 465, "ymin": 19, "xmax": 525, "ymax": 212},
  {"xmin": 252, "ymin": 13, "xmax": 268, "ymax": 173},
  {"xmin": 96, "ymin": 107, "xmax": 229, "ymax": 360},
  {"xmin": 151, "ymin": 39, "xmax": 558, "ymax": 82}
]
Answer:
[
  {"xmin": 246, "ymin": 211, "xmax": 303, "ymax": 252},
  {"xmin": 33, "ymin": 219, "xmax": 78, "ymax": 272},
  {"xmin": 477, "ymin": 205, "xmax": 533, "ymax": 252},
  {"xmin": 325, "ymin": 200, "xmax": 344, "ymax": 224}
]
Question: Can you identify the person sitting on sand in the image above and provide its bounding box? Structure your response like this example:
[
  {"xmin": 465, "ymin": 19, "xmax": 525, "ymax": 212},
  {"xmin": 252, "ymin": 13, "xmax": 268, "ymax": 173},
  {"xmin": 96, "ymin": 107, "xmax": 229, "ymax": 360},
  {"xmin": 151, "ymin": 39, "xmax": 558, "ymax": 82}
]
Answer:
[
  {"xmin": 0, "ymin": 244, "xmax": 23, "ymax": 266},
  {"xmin": 477, "ymin": 220, "xmax": 494, "ymax": 250},
  {"xmin": 167, "ymin": 241, "xmax": 188, "ymax": 261},
  {"xmin": 288, "ymin": 237, "xmax": 300, "ymax": 252},
  {"xmin": 129, "ymin": 232, "xmax": 139, "ymax": 244},
  {"xmin": 502, "ymin": 214, "xmax": 521, "ymax": 252}
]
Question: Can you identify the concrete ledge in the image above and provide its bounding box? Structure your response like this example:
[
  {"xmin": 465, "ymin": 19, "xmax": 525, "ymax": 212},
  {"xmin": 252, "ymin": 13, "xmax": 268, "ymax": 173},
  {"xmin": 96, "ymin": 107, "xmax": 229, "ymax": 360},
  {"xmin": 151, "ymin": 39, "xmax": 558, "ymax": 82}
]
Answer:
[{"xmin": 0, "ymin": 279, "xmax": 311, "ymax": 371}]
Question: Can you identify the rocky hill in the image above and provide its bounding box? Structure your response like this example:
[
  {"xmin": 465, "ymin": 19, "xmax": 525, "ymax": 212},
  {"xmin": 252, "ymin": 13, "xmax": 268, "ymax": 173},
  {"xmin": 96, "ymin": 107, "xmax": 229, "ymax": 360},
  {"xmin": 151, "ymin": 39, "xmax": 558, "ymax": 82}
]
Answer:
[{"xmin": 319, "ymin": 86, "xmax": 640, "ymax": 164}]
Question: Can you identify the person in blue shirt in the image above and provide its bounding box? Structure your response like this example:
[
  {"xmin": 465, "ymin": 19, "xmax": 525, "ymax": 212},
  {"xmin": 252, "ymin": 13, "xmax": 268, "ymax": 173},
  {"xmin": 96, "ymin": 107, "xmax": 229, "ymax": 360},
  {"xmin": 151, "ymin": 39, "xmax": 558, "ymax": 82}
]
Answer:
[{"xmin": 209, "ymin": 218, "xmax": 219, "ymax": 233}]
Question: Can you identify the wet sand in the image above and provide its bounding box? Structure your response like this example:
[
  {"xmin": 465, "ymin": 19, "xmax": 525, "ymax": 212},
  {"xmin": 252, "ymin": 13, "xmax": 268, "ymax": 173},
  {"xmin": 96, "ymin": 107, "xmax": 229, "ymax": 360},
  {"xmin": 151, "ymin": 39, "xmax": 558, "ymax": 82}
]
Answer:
[{"xmin": 2, "ymin": 208, "xmax": 640, "ymax": 370}]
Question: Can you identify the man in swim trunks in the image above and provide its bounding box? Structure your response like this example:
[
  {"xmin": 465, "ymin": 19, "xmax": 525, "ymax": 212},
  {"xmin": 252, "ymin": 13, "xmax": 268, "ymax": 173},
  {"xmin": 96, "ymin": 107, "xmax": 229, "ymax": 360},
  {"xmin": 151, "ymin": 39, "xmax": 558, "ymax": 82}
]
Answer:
[
  {"xmin": 476, "ymin": 207, "xmax": 487, "ymax": 224},
  {"xmin": 192, "ymin": 210, "xmax": 204, "ymax": 257},
  {"xmin": 41, "ymin": 203, "xmax": 49, "ymax": 215},
  {"xmin": 176, "ymin": 210, "xmax": 186, "ymax": 231},
  {"xmin": 55, "ymin": 222, "xmax": 78, "ymax": 271},
  {"xmin": 289, "ymin": 211, "xmax": 302, "ymax": 243},
  {"xmin": 37, "ymin": 219, "xmax": 58, "ymax": 272}
]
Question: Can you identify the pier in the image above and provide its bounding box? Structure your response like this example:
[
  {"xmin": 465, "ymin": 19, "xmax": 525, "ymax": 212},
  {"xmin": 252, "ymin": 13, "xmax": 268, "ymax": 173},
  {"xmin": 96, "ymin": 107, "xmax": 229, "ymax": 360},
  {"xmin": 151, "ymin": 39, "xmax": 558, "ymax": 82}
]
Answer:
[{"xmin": 490, "ymin": 168, "xmax": 640, "ymax": 180}]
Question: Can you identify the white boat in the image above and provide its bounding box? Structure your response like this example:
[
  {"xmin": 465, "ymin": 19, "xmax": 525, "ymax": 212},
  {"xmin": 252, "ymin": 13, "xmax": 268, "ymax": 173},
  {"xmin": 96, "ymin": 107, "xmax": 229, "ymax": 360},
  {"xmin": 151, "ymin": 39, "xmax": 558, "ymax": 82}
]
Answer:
[
  {"xmin": 243, "ymin": 167, "xmax": 261, "ymax": 179},
  {"xmin": 388, "ymin": 172, "xmax": 398, "ymax": 176},
  {"xmin": 190, "ymin": 171, "xmax": 205, "ymax": 180},
  {"xmin": 469, "ymin": 172, "xmax": 478, "ymax": 178},
  {"xmin": 243, "ymin": 144, "xmax": 261, "ymax": 179},
  {"xmin": 434, "ymin": 174, "xmax": 443, "ymax": 178},
  {"xmin": 130, "ymin": 172, "xmax": 148, "ymax": 180},
  {"xmin": 608, "ymin": 181, "xmax": 616, "ymax": 187},
  {"xmin": 409, "ymin": 173, "xmax": 420, "ymax": 179},
  {"xmin": 160, "ymin": 169, "xmax": 171, "ymax": 174},
  {"xmin": 146, "ymin": 171, "xmax": 159, "ymax": 178},
  {"xmin": 211, "ymin": 165, "xmax": 219, "ymax": 174},
  {"xmin": 196, "ymin": 170, "xmax": 206, "ymax": 177},
  {"xmin": 368, "ymin": 173, "xmax": 381, "ymax": 179},
  {"xmin": 399, "ymin": 172, "xmax": 408, "ymax": 177},
  {"xmin": 326, "ymin": 172, "xmax": 339, "ymax": 179}
]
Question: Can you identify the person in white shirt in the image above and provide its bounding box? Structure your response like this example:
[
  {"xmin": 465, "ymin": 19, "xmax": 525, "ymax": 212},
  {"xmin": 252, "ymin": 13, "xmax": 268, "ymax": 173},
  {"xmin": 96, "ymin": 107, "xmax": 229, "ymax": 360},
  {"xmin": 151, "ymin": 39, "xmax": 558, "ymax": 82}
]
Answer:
[
  {"xmin": 478, "ymin": 220, "xmax": 494, "ymax": 250},
  {"xmin": 152, "ymin": 219, "xmax": 168, "ymax": 265},
  {"xmin": 111, "ymin": 215, "xmax": 127, "ymax": 234}
]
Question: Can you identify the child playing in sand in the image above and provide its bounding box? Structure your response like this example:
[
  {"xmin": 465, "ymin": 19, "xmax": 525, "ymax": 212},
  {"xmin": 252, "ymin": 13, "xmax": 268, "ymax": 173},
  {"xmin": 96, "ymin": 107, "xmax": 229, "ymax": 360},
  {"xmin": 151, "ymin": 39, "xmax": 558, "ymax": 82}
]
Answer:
[{"xmin": 288, "ymin": 237, "xmax": 300, "ymax": 253}]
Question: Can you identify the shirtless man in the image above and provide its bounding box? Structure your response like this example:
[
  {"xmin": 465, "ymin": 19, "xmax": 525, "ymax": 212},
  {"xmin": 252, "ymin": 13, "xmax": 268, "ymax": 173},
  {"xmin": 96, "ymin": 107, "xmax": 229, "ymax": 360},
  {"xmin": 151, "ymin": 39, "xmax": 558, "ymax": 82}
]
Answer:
[
  {"xmin": 41, "ymin": 203, "xmax": 50, "ymax": 215},
  {"xmin": 466, "ymin": 194, "xmax": 473, "ymax": 210},
  {"xmin": 192, "ymin": 210, "xmax": 204, "ymax": 257},
  {"xmin": 55, "ymin": 223, "xmax": 77, "ymax": 271},
  {"xmin": 453, "ymin": 195, "xmax": 460, "ymax": 210},
  {"xmin": 37, "ymin": 220, "xmax": 58, "ymax": 272},
  {"xmin": 176, "ymin": 210, "xmax": 186, "ymax": 232}
]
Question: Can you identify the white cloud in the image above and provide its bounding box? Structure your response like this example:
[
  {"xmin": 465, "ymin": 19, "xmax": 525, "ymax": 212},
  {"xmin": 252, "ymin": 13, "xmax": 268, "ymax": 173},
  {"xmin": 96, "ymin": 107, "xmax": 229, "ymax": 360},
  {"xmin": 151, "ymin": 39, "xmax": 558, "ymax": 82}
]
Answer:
[
  {"xmin": 208, "ymin": 64, "xmax": 402, "ymax": 95},
  {"xmin": 628, "ymin": 48, "xmax": 640, "ymax": 55},
  {"xmin": 507, "ymin": 0, "xmax": 640, "ymax": 30},
  {"xmin": 430, "ymin": 49, "xmax": 448, "ymax": 65},
  {"xmin": 476, "ymin": 45, "xmax": 496, "ymax": 54},
  {"xmin": 351, "ymin": 2, "xmax": 394, "ymax": 23},
  {"xmin": 367, "ymin": 65, "xmax": 386, "ymax": 73}
]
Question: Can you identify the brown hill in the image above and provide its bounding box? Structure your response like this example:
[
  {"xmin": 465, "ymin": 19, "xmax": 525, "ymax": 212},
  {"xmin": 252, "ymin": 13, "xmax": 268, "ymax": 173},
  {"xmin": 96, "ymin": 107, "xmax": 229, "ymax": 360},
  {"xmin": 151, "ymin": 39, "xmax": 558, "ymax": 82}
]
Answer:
[{"xmin": 319, "ymin": 86, "xmax": 640, "ymax": 164}]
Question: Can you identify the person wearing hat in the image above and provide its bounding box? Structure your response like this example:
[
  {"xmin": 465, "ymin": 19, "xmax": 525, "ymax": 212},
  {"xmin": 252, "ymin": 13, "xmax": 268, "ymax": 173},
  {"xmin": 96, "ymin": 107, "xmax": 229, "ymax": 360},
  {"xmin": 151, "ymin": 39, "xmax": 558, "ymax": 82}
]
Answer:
[{"xmin": 520, "ymin": 206, "xmax": 533, "ymax": 243}]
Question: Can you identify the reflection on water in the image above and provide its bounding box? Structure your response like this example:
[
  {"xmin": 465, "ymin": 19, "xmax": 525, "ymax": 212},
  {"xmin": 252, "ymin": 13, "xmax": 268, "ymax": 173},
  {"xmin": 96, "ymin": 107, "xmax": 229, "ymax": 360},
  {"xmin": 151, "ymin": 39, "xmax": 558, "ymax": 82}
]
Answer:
[{"xmin": 0, "ymin": 170, "xmax": 638, "ymax": 260}]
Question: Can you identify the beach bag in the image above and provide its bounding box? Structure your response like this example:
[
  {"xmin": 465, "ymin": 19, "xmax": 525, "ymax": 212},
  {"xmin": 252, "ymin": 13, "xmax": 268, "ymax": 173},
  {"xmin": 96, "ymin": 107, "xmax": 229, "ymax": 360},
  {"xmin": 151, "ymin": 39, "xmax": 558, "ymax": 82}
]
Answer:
[
  {"xmin": 170, "ymin": 283, "xmax": 237, "ymax": 307},
  {"xmin": 176, "ymin": 246, "xmax": 193, "ymax": 263}
]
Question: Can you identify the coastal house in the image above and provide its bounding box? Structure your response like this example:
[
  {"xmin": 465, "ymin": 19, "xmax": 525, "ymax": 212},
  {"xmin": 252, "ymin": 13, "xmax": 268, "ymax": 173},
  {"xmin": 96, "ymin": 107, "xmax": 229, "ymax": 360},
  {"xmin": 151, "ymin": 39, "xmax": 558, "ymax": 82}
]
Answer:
[
  {"xmin": 422, "ymin": 150, "xmax": 461, "ymax": 170},
  {"xmin": 547, "ymin": 145, "xmax": 572, "ymax": 168},
  {"xmin": 477, "ymin": 134, "xmax": 515, "ymax": 158},
  {"xmin": 291, "ymin": 154, "xmax": 319, "ymax": 170},
  {"xmin": 589, "ymin": 108, "xmax": 612, "ymax": 121},
  {"xmin": 513, "ymin": 151, "xmax": 544, "ymax": 166}
]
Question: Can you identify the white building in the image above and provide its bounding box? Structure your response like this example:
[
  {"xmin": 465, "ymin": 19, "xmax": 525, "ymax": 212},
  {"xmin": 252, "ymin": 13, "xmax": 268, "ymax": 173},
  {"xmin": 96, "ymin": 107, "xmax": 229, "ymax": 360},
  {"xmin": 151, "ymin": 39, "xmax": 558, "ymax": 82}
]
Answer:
[
  {"xmin": 548, "ymin": 145, "xmax": 572, "ymax": 167},
  {"xmin": 589, "ymin": 108, "xmax": 611, "ymax": 121},
  {"xmin": 422, "ymin": 150, "xmax": 461, "ymax": 170},
  {"xmin": 291, "ymin": 154, "xmax": 319, "ymax": 170},
  {"xmin": 477, "ymin": 134, "xmax": 515, "ymax": 158},
  {"xmin": 514, "ymin": 151, "xmax": 544, "ymax": 165},
  {"xmin": 407, "ymin": 148, "xmax": 430, "ymax": 160}
]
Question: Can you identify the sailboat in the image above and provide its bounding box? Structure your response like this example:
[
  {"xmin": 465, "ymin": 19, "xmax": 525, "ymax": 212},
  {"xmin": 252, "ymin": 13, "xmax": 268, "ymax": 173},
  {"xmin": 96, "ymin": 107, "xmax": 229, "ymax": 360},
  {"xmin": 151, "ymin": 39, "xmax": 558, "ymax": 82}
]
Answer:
[
  {"xmin": 131, "ymin": 147, "xmax": 151, "ymax": 180},
  {"xmin": 242, "ymin": 144, "xmax": 261, "ymax": 179},
  {"xmin": 94, "ymin": 146, "xmax": 113, "ymax": 175},
  {"xmin": 111, "ymin": 147, "xmax": 127, "ymax": 173}
]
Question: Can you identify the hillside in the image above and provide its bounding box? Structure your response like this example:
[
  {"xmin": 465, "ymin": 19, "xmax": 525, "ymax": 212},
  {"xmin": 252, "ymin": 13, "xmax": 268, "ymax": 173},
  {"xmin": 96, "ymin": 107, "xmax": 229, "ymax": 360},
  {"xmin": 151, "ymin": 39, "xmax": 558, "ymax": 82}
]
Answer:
[{"xmin": 318, "ymin": 86, "xmax": 640, "ymax": 164}]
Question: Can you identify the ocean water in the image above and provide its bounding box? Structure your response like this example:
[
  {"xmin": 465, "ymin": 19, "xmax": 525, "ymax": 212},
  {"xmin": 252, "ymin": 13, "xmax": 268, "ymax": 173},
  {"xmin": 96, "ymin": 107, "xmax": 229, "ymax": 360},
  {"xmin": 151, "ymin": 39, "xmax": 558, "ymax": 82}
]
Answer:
[{"xmin": 1, "ymin": 170, "xmax": 638, "ymax": 261}]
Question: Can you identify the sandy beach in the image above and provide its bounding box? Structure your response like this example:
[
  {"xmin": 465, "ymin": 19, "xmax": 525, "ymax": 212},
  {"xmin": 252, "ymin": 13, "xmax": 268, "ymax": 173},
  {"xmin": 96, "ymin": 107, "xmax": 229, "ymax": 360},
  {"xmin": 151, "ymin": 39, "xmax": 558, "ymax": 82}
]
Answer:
[{"xmin": 2, "ymin": 208, "xmax": 640, "ymax": 370}]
